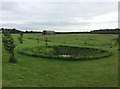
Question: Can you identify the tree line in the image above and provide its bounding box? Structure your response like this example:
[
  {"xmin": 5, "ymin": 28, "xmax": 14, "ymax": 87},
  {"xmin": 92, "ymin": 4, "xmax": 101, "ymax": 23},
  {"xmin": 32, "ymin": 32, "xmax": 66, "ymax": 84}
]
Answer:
[
  {"xmin": 91, "ymin": 28, "xmax": 120, "ymax": 34},
  {"xmin": 0, "ymin": 28, "xmax": 120, "ymax": 34},
  {"xmin": 0, "ymin": 28, "xmax": 22, "ymax": 33}
]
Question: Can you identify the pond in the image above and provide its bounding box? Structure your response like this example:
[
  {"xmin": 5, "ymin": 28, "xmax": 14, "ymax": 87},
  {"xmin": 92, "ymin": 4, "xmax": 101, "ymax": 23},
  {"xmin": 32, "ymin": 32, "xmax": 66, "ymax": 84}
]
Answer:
[{"xmin": 18, "ymin": 45, "xmax": 112, "ymax": 61}]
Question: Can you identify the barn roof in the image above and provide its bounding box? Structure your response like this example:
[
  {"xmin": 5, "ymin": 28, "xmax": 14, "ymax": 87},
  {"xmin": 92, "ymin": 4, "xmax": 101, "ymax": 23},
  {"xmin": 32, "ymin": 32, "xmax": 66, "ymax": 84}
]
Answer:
[{"xmin": 43, "ymin": 30, "xmax": 55, "ymax": 32}]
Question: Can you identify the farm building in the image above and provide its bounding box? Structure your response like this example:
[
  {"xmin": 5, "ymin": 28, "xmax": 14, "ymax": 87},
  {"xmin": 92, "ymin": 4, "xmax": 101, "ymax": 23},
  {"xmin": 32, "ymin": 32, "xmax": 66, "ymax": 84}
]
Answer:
[{"xmin": 42, "ymin": 30, "xmax": 55, "ymax": 35}]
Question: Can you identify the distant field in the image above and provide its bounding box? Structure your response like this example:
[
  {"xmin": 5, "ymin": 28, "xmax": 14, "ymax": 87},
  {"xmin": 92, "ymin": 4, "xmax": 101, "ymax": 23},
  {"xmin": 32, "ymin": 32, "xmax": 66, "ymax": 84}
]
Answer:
[{"xmin": 2, "ymin": 33, "xmax": 118, "ymax": 87}]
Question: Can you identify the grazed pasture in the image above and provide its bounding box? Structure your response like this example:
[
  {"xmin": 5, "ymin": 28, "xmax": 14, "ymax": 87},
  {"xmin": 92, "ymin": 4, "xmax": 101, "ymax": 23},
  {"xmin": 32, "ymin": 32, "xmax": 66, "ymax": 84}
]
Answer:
[{"xmin": 2, "ymin": 34, "xmax": 118, "ymax": 87}]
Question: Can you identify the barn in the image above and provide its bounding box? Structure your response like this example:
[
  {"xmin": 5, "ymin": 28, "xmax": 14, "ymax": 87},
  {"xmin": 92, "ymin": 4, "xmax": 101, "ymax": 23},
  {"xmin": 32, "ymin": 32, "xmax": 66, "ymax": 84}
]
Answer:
[{"xmin": 42, "ymin": 30, "xmax": 55, "ymax": 35}]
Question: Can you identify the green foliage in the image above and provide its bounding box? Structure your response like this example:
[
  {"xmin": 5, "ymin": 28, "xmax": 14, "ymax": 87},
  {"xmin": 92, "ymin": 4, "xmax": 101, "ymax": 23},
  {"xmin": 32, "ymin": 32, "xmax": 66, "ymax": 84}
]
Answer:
[
  {"xmin": 18, "ymin": 37, "xmax": 23, "ymax": 43},
  {"xmin": 36, "ymin": 38, "xmax": 40, "ymax": 43},
  {"xmin": 1, "ymin": 28, "xmax": 22, "ymax": 33},
  {"xmin": 18, "ymin": 45, "xmax": 112, "ymax": 61},
  {"xmin": 2, "ymin": 30, "xmax": 17, "ymax": 63},
  {"xmin": 31, "ymin": 46, "xmax": 55, "ymax": 55},
  {"xmin": 2, "ymin": 31, "xmax": 15, "ymax": 52},
  {"xmin": 111, "ymin": 35, "xmax": 120, "ymax": 50},
  {"xmin": 18, "ymin": 32, "xmax": 23, "ymax": 43}
]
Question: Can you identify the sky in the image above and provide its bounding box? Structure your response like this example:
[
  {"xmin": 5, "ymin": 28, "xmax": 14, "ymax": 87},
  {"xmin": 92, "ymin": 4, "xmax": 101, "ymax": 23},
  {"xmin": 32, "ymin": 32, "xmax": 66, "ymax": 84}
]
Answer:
[{"xmin": 0, "ymin": 0, "xmax": 119, "ymax": 32}]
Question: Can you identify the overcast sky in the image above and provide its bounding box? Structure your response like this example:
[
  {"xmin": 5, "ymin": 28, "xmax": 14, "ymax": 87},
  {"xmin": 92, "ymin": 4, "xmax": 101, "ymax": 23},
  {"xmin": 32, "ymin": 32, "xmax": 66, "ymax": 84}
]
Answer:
[{"xmin": 0, "ymin": 0, "xmax": 119, "ymax": 32}]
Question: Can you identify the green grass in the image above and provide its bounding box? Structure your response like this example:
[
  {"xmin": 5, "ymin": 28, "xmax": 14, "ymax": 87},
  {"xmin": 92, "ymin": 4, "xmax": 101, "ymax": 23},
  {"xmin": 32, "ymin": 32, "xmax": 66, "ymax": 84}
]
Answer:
[
  {"xmin": 18, "ymin": 45, "xmax": 112, "ymax": 61},
  {"xmin": 2, "ymin": 33, "xmax": 118, "ymax": 87}
]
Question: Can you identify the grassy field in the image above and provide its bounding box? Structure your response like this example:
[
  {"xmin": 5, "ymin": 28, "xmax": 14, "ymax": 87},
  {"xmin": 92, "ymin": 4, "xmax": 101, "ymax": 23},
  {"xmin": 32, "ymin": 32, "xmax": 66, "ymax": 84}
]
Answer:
[{"xmin": 2, "ymin": 33, "xmax": 118, "ymax": 87}]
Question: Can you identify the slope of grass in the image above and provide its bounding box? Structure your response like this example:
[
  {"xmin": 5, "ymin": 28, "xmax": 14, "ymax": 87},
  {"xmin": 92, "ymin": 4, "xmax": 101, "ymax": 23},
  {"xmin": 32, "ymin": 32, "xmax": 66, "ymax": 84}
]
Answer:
[{"xmin": 2, "ymin": 34, "xmax": 118, "ymax": 87}]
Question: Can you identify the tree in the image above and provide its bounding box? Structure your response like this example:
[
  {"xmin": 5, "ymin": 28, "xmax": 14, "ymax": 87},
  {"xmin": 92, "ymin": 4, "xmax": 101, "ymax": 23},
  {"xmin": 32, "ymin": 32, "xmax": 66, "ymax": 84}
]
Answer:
[
  {"xmin": 36, "ymin": 38, "xmax": 40, "ymax": 43},
  {"xmin": 45, "ymin": 37, "xmax": 48, "ymax": 45},
  {"xmin": 112, "ymin": 35, "xmax": 120, "ymax": 50},
  {"xmin": 18, "ymin": 32, "xmax": 23, "ymax": 43},
  {"xmin": 2, "ymin": 30, "xmax": 17, "ymax": 63}
]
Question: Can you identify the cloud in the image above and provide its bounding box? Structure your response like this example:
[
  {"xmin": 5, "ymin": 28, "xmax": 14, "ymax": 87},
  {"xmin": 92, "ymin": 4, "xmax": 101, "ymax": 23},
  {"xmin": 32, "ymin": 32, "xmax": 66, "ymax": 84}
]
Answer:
[
  {"xmin": 0, "ymin": 1, "xmax": 118, "ymax": 32},
  {"xmin": 1, "ymin": 2, "xmax": 18, "ymax": 11},
  {"xmin": 1, "ymin": 0, "xmax": 119, "ymax": 2}
]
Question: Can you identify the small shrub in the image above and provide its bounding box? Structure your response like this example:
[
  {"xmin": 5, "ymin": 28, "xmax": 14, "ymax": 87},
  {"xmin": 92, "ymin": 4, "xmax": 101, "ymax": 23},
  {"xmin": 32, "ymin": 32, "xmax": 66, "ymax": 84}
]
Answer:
[{"xmin": 18, "ymin": 32, "xmax": 23, "ymax": 43}]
